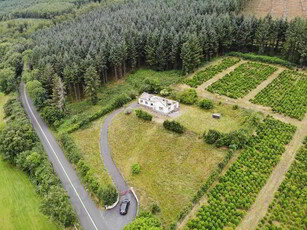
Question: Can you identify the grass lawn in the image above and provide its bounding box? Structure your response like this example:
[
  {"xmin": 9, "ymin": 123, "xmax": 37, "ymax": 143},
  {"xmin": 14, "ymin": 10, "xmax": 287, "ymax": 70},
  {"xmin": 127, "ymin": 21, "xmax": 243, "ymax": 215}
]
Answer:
[
  {"xmin": 109, "ymin": 113, "xmax": 229, "ymax": 225},
  {"xmin": 0, "ymin": 159, "xmax": 60, "ymax": 230},
  {"xmin": 70, "ymin": 116, "xmax": 113, "ymax": 188},
  {"xmin": 175, "ymin": 103, "xmax": 255, "ymax": 135}
]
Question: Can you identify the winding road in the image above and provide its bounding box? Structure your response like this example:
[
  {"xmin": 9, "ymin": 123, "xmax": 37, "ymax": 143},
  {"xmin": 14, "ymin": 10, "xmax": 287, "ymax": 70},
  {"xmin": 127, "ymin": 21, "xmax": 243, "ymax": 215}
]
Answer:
[{"xmin": 20, "ymin": 82, "xmax": 137, "ymax": 230}]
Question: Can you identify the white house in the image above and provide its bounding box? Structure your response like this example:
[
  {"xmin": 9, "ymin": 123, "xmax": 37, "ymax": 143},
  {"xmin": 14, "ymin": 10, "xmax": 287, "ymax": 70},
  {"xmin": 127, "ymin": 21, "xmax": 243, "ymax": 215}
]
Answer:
[{"xmin": 138, "ymin": 92, "xmax": 180, "ymax": 115}]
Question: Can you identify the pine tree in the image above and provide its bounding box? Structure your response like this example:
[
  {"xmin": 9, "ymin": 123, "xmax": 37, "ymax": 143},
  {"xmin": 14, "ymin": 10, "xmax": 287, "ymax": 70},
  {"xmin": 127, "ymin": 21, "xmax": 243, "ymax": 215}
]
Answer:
[
  {"xmin": 52, "ymin": 74, "xmax": 66, "ymax": 112},
  {"xmin": 84, "ymin": 66, "xmax": 99, "ymax": 105}
]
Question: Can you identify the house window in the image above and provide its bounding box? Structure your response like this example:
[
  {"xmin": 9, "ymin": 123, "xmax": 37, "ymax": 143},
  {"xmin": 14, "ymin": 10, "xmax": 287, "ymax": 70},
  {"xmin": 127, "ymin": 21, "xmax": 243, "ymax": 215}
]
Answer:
[
  {"xmin": 140, "ymin": 100, "xmax": 143, "ymax": 103},
  {"xmin": 151, "ymin": 103, "xmax": 153, "ymax": 106},
  {"xmin": 168, "ymin": 107, "xmax": 171, "ymax": 110},
  {"xmin": 145, "ymin": 101, "xmax": 148, "ymax": 105},
  {"xmin": 159, "ymin": 107, "xmax": 163, "ymax": 111}
]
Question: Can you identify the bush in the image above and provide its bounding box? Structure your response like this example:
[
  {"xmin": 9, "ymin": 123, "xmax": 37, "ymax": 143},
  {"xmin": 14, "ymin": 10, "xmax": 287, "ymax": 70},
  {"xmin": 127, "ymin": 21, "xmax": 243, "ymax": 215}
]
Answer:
[
  {"xmin": 112, "ymin": 94, "xmax": 132, "ymax": 108},
  {"xmin": 135, "ymin": 110, "xmax": 152, "ymax": 121},
  {"xmin": 178, "ymin": 89, "xmax": 197, "ymax": 105},
  {"xmin": 199, "ymin": 99, "xmax": 213, "ymax": 110},
  {"xmin": 204, "ymin": 130, "xmax": 222, "ymax": 144},
  {"xmin": 99, "ymin": 185, "xmax": 118, "ymax": 206},
  {"xmin": 132, "ymin": 163, "xmax": 141, "ymax": 175},
  {"xmin": 26, "ymin": 80, "xmax": 47, "ymax": 109},
  {"xmin": 41, "ymin": 105, "xmax": 64, "ymax": 126},
  {"xmin": 232, "ymin": 105, "xmax": 239, "ymax": 110},
  {"xmin": 59, "ymin": 133, "xmax": 81, "ymax": 164},
  {"xmin": 124, "ymin": 108, "xmax": 132, "ymax": 115},
  {"xmin": 151, "ymin": 203, "xmax": 161, "ymax": 214},
  {"xmin": 139, "ymin": 78, "xmax": 162, "ymax": 94},
  {"xmin": 163, "ymin": 120, "xmax": 185, "ymax": 134},
  {"xmin": 160, "ymin": 88, "xmax": 172, "ymax": 96}
]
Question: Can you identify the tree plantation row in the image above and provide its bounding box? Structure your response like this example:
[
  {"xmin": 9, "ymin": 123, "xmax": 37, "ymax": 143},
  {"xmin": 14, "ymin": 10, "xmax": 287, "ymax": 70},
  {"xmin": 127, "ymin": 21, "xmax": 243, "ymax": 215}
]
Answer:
[
  {"xmin": 251, "ymin": 70, "xmax": 307, "ymax": 120},
  {"xmin": 207, "ymin": 62, "xmax": 277, "ymax": 99},
  {"xmin": 256, "ymin": 139, "xmax": 307, "ymax": 230},
  {"xmin": 186, "ymin": 117, "xmax": 296, "ymax": 230}
]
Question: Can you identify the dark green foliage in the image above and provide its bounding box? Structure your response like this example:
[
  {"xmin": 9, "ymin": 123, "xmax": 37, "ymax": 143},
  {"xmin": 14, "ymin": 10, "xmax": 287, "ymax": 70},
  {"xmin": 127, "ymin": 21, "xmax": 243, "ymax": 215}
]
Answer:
[
  {"xmin": 181, "ymin": 35, "xmax": 202, "ymax": 74},
  {"xmin": 184, "ymin": 58, "xmax": 241, "ymax": 87},
  {"xmin": 40, "ymin": 105, "xmax": 64, "ymax": 126},
  {"xmin": 58, "ymin": 133, "xmax": 81, "ymax": 164},
  {"xmin": 132, "ymin": 163, "xmax": 141, "ymax": 175},
  {"xmin": 199, "ymin": 99, "xmax": 213, "ymax": 110},
  {"xmin": 26, "ymin": 80, "xmax": 47, "ymax": 109},
  {"xmin": 99, "ymin": 185, "xmax": 118, "ymax": 206},
  {"xmin": 40, "ymin": 186, "xmax": 77, "ymax": 227},
  {"xmin": 112, "ymin": 94, "xmax": 132, "ymax": 109},
  {"xmin": 84, "ymin": 65, "xmax": 100, "ymax": 105},
  {"xmin": 229, "ymin": 52, "xmax": 294, "ymax": 68},
  {"xmin": 204, "ymin": 129, "xmax": 249, "ymax": 149},
  {"xmin": 0, "ymin": 97, "xmax": 77, "ymax": 227},
  {"xmin": 139, "ymin": 78, "xmax": 162, "ymax": 94},
  {"xmin": 151, "ymin": 203, "xmax": 161, "ymax": 214},
  {"xmin": 188, "ymin": 117, "xmax": 296, "ymax": 230},
  {"xmin": 163, "ymin": 120, "xmax": 185, "ymax": 134},
  {"xmin": 178, "ymin": 89, "xmax": 197, "ymax": 105},
  {"xmin": 124, "ymin": 212, "xmax": 162, "ymax": 230},
  {"xmin": 0, "ymin": 68, "xmax": 16, "ymax": 94},
  {"xmin": 204, "ymin": 130, "xmax": 222, "ymax": 145},
  {"xmin": 58, "ymin": 133, "xmax": 118, "ymax": 206},
  {"xmin": 233, "ymin": 105, "xmax": 239, "ymax": 110},
  {"xmin": 135, "ymin": 110, "xmax": 152, "ymax": 121}
]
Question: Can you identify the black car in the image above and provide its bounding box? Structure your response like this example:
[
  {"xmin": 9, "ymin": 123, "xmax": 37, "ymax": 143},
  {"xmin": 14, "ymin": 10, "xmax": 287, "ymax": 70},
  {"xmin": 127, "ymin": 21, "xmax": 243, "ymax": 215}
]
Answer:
[{"xmin": 119, "ymin": 199, "xmax": 130, "ymax": 215}]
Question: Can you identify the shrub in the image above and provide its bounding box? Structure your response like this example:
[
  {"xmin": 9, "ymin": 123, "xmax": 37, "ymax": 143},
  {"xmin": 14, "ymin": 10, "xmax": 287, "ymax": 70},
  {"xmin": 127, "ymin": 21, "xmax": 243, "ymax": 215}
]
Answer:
[
  {"xmin": 132, "ymin": 163, "xmax": 141, "ymax": 175},
  {"xmin": 160, "ymin": 88, "xmax": 172, "ymax": 96},
  {"xmin": 163, "ymin": 120, "xmax": 185, "ymax": 134},
  {"xmin": 204, "ymin": 130, "xmax": 222, "ymax": 144},
  {"xmin": 139, "ymin": 78, "xmax": 162, "ymax": 94},
  {"xmin": 215, "ymin": 129, "xmax": 249, "ymax": 149},
  {"xmin": 135, "ymin": 110, "xmax": 152, "ymax": 121},
  {"xmin": 40, "ymin": 105, "xmax": 64, "ymax": 126},
  {"xmin": 232, "ymin": 105, "xmax": 239, "ymax": 110},
  {"xmin": 124, "ymin": 108, "xmax": 132, "ymax": 115},
  {"xmin": 99, "ymin": 185, "xmax": 118, "ymax": 206},
  {"xmin": 178, "ymin": 89, "xmax": 197, "ymax": 105},
  {"xmin": 151, "ymin": 203, "xmax": 161, "ymax": 214},
  {"xmin": 112, "ymin": 94, "xmax": 132, "ymax": 108},
  {"xmin": 199, "ymin": 99, "xmax": 213, "ymax": 110},
  {"xmin": 26, "ymin": 80, "xmax": 47, "ymax": 109},
  {"xmin": 58, "ymin": 133, "xmax": 81, "ymax": 164}
]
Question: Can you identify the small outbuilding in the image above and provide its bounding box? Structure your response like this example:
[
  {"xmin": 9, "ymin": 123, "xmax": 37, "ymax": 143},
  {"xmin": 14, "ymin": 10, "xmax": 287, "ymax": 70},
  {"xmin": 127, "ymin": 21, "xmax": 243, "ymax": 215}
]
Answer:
[
  {"xmin": 212, "ymin": 113, "xmax": 221, "ymax": 119},
  {"xmin": 138, "ymin": 92, "xmax": 179, "ymax": 115}
]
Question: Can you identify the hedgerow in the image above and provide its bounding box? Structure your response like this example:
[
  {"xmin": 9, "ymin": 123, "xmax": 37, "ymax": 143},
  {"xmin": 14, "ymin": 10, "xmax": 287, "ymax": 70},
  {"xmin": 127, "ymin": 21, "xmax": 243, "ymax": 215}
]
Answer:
[
  {"xmin": 256, "ymin": 139, "xmax": 307, "ymax": 230},
  {"xmin": 163, "ymin": 120, "xmax": 185, "ymax": 134},
  {"xmin": 58, "ymin": 133, "xmax": 118, "ymax": 206},
  {"xmin": 228, "ymin": 52, "xmax": 295, "ymax": 68},
  {"xmin": 0, "ymin": 97, "xmax": 77, "ymax": 227},
  {"xmin": 251, "ymin": 70, "xmax": 307, "ymax": 120},
  {"xmin": 135, "ymin": 109, "xmax": 152, "ymax": 121},
  {"xmin": 177, "ymin": 89, "xmax": 198, "ymax": 105},
  {"xmin": 186, "ymin": 117, "xmax": 296, "ymax": 230},
  {"xmin": 184, "ymin": 58, "xmax": 240, "ymax": 88},
  {"xmin": 207, "ymin": 62, "xmax": 277, "ymax": 99}
]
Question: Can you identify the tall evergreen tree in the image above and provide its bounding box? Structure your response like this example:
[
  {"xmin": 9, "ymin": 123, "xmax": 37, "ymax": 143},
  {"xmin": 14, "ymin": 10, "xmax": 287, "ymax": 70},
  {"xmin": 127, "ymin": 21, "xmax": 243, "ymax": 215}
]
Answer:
[
  {"xmin": 84, "ymin": 65, "xmax": 99, "ymax": 105},
  {"xmin": 52, "ymin": 74, "xmax": 66, "ymax": 112}
]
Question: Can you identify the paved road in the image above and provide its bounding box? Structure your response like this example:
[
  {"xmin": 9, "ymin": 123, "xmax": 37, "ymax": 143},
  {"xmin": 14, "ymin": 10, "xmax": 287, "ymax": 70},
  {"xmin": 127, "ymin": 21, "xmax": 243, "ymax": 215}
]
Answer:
[{"xmin": 20, "ymin": 82, "xmax": 136, "ymax": 230}]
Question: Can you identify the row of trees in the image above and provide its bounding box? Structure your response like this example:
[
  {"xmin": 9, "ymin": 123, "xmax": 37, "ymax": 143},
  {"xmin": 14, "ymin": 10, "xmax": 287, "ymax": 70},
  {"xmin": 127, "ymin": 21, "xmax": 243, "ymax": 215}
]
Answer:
[
  {"xmin": 23, "ymin": 0, "xmax": 307, "ymax": 102},
  {"xmin": 0, "ymin": 97, "xmax": 77, "ymax": 227}
]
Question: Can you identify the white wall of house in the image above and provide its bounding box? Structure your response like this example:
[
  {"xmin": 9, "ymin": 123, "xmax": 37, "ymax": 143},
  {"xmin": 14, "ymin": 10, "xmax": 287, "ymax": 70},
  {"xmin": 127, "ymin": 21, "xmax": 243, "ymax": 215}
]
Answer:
[{"xmin": 138, "ymin": 95, "xmax": 179, "ymax": 115}]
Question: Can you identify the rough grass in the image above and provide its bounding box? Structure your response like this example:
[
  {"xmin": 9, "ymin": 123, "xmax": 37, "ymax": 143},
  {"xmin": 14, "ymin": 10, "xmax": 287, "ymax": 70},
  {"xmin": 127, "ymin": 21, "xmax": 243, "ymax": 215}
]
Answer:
[
  {"xmin": 175, "ymin": 104, "xmax": 254, "ymax": 135},
  {"xmin": 59, "ymin": 68, "xmax": 183, "ymax": 132},
  {"xmin": 0, "ymin": 159, "xmax": 60, "ymax": 230},
  {"xmin": 109, "ymin": 113, "xmax": 228, "ymax": 225},
  {"xmin": 70, "ymin": 116, "xmax": 113, "ymax": 188}
]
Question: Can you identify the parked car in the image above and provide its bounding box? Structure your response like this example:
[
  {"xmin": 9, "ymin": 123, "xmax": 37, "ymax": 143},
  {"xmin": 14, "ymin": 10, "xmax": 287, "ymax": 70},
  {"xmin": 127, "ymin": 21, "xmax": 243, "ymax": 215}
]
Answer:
[{"xmin": 119, "ymin": 199, "xmax": 130, "ymax": 215}]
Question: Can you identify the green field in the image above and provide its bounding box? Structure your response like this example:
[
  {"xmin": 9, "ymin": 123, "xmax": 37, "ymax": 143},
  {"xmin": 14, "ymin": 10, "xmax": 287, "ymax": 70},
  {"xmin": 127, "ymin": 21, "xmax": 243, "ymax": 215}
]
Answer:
[
  {"xmin": 0, "ymin": 157, "xmax": 60, "ymax": 230},
  {"xmin": 108, "ymin": 110, "xmax": 253, "ymax": 225}
]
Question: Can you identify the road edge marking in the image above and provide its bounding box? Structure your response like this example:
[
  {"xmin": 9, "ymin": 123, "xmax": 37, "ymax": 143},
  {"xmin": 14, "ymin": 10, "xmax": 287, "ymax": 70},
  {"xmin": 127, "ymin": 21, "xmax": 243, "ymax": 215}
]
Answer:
[{"xmin": 23, "ymin": 85, "xmax": 99, "ymax": 230}]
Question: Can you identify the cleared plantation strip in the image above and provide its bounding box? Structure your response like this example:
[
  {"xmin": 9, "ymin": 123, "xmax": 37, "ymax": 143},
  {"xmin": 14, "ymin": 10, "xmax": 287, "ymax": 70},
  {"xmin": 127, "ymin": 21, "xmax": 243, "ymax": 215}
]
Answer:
[
  {"xmin": 207, "ymin": 62, "xmax": 277, "ymax": 99},
  {"xmin": 251, "ymin": 70, "xmax": 307, "ymax": 120},
  {"xmin": 184, "ymin": 58, "xmax": 240, "ymax": 88},
  {"xmin": 186, "ymin": 117, "xmax": 296, "ymax": 230},
  {"xmin": 255, "ymin": 142, "xmax": 307, "ymax": 230}
]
